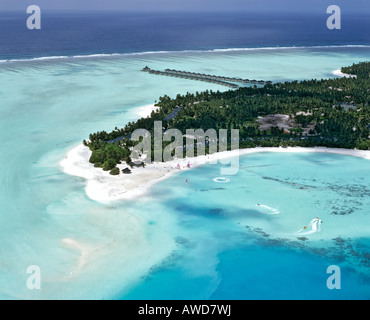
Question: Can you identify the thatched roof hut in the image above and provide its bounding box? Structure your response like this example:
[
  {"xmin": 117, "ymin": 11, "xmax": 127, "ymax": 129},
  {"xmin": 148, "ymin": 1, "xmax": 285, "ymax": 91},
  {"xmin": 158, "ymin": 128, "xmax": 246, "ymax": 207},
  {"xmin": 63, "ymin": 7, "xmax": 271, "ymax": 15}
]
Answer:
[{"xmin": 122, "ymin": 167, "xmax": 132, "ymax": 174}]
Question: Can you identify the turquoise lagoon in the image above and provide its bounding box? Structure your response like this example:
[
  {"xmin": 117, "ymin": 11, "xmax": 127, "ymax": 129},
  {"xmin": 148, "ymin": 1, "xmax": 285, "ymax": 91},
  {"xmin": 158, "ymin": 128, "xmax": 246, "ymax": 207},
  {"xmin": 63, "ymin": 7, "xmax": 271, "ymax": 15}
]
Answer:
[{"xmin": 0, "ymin": 47, "xmax": 369, "ymax": 299}]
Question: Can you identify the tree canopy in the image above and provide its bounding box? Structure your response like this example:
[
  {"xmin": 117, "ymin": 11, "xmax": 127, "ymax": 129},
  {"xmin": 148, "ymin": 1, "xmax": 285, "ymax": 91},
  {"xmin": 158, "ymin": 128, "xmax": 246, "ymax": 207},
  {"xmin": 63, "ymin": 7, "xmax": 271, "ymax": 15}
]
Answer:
[{"xmin": 85, "ymin": 61, "xmax": 370, "ymax": 172}]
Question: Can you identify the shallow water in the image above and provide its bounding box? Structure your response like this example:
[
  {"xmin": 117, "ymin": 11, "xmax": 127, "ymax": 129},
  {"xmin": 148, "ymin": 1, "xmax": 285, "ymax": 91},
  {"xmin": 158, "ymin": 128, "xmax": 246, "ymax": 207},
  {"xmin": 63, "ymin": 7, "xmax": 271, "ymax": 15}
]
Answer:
[
  {"xmin": 0, "ymin": 47, "xmax": 369, "ymax": 299},
  {"xmin": 121, "ymin": 152, "xmax": 370, "ymax": 299}
]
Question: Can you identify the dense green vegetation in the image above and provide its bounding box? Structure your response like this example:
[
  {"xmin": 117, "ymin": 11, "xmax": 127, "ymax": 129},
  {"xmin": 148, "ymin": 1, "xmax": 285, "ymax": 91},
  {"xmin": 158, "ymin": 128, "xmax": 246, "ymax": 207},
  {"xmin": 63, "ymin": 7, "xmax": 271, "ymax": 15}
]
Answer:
[
  {"xmin": 109, "ymin": 167, "xmax": 120, "ymax": 175},
  {"xmin": 341, "ymin": 61, "xmax": 370, "ymax": 80},
  {"xmin": 85, "ymin": 61, "xmax": 370, "ymax": 174}
]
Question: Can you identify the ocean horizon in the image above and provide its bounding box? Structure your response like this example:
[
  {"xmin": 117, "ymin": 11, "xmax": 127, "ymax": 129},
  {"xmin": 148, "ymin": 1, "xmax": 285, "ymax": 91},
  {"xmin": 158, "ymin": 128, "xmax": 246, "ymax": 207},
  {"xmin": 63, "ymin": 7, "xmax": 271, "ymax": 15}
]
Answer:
[
  {"xmin": 0, "ymin": 10, "xmax": 369, "ymax": 300},
  {"xmin": 1, "ymin": 11, "xmax": 369, "ymax": 60}
]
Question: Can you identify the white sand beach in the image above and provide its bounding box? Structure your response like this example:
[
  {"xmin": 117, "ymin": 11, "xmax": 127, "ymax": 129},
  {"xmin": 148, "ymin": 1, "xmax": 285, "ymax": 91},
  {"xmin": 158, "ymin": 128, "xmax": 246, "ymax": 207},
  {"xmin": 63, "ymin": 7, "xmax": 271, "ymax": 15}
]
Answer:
[
  {"xmin": 135, "ymin": 104, "xmax": 160, "ymax": 118},
  {"xmin": 332, "ymin": 69, "xmax": 357, "ymax": 78},
  {"xmin": 60, "ymin": 144, "xmax": 370, "ymax": 203}
]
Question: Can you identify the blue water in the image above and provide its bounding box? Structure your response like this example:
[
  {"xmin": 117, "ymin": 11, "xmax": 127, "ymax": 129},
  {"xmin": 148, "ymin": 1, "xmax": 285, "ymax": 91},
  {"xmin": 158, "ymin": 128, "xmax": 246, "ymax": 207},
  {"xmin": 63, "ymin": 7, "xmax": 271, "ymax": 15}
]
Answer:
[
  {"xmin": 121, "ymin": 153, "xmax": 370, "ymax": 300},
  {"xmin": 0, "ymin": 11, "xmax": 369, "ymax": 60},
  {"xmin": 0, "ymin": 11, "xmax": 369, "ymax": 300},
  {"xmin": 123, "ymin": 246, "xmax": 370, "ymax": 300}
]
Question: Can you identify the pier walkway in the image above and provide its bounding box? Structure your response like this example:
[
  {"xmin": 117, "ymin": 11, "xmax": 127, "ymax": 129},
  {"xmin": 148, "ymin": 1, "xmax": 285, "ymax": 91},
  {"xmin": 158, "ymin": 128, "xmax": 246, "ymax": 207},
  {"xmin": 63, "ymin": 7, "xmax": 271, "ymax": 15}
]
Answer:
[{"xmin": 142, "ymin": 66, "xmax": 272, "ymax": 89}]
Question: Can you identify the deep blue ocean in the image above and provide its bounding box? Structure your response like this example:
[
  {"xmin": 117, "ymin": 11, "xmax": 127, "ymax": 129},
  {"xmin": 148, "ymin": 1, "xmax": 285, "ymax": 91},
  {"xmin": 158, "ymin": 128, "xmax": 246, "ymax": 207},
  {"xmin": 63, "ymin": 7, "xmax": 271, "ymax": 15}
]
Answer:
[{"xmin": 0, "ymin": 11, "xmax": 369, "ymax": 60}]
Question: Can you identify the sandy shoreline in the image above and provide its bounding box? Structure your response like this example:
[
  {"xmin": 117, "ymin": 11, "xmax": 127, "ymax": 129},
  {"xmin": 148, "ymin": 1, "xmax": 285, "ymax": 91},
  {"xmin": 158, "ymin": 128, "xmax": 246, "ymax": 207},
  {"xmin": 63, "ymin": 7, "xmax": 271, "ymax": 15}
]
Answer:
[
  {"xmin": 62, "ymin": 238, "xmax": 89, "ymax": 273},
  {"xmin": 135, "ymin": 104, "xmax": 160, "ymax": 118},
  {"xmin": 332, "ymin": 69, "xmax": 357, "ymax": 78},
  {"xmin": 61, "ymin": 81, "xmax": 369, "ymax": 203},
  {"xmin": 60, "ymin": 144, "xmax": 370, "ymax": 203}
]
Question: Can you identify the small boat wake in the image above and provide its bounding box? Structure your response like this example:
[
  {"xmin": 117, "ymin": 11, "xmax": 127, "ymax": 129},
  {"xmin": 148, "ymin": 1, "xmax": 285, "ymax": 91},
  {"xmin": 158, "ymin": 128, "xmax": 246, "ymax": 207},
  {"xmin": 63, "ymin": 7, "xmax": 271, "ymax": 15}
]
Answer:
[
  {"xmin": 256, "ymin": 204, "xmax": 280, "ymax": 215},
  {"xmin": 213, "ymin": 177, "xmax": 230, "ymax": 183},
  {"xmin": 296, "ymin": 218, "xmax": 322, "ymax": 235}
]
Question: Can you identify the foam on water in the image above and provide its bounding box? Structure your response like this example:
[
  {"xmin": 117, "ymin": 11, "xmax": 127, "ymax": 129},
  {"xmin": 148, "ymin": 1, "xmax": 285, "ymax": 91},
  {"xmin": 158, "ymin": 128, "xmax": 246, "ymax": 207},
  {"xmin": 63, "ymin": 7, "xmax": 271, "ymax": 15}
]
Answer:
[
  {"xmin": 296, "ymin": 218, "xmax": 323, "ymax": 235},
  {"xmin": 213, "ymin": 177, "xmax": 231, "ymax": 183},
  {"xmin": 0, "ymin": 44, "xmax": 369, "ymax": 64},
  {"xmin": 256, "ymin": 204, "xmax": 280, "ymax": 215}
]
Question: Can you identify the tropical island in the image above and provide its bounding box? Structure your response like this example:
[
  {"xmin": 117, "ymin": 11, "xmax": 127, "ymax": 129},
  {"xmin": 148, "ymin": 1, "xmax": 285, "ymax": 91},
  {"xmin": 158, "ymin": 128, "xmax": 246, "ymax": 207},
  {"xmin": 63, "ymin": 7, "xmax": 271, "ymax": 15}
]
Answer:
[{"xmin": 83, "ymin": 61, "xmax": 370, "ymax": 176}]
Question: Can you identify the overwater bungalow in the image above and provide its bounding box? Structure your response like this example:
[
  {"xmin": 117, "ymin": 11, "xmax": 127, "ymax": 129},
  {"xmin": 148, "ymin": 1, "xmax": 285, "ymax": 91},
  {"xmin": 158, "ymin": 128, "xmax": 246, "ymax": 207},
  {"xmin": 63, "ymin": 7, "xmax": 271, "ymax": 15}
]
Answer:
[{"xmin": 141, "ymin": 66, "xmax": 268, "ymax": 89}]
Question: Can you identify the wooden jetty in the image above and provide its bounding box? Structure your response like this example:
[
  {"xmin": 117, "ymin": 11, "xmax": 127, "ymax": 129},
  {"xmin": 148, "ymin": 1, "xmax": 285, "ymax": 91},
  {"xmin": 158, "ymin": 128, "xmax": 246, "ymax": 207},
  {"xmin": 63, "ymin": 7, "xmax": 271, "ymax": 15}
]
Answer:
[{"xmin": 142, "ymin": 66, "xmax": 272, "ymax": 88}]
